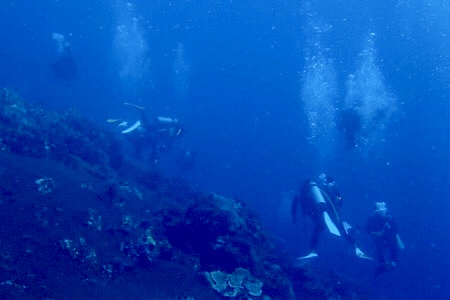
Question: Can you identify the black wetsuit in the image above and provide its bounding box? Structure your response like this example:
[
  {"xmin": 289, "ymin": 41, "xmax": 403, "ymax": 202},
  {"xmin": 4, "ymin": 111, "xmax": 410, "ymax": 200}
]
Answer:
[
  {"xmin": 131, "ymin": 110, "xmax": 181, "ymax": 162},
  {"xmin": 292, "ymin": 179, "xmax": 356, "ymax": 251},
  {"xmin": 51, "ymin": 45, "xmax": 78, "ymax": 81},
  {"xmin": 366, "ymin": 210, "xmax": 399, "ymax": 275}
]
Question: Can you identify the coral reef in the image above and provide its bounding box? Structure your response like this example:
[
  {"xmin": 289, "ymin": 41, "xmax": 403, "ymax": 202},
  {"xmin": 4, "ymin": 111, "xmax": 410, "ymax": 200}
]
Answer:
[
  {"xmin": 0, "ymin": 89, "xmax": 372, "ymax": 299},
  {"xmin": 0, "ymin": 88, "xmax": 122, "ymax": 178},
  {"xmin": 204, "ymin": 267, "xmax": 263, "ymax": 298},
  {"xmin": 160, "ymin": 193, "xmax": 295, "ymax": 298}
]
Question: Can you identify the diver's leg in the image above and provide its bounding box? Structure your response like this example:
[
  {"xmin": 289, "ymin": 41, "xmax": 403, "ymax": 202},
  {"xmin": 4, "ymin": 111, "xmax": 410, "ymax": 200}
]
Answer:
[
  {"xmin": 310, "ymin": 215, "xmax": 325, "ymax": 251},
  {"xmin": 390, "ymin": 236, "xmax": 399, "ymax": 266}
]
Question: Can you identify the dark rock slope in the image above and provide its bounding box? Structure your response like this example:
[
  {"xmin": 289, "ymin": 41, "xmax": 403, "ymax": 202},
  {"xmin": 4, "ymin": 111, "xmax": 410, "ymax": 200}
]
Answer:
[{"xmin": 0, "ymin": 89, "xmax": 371, "ymax": 299}]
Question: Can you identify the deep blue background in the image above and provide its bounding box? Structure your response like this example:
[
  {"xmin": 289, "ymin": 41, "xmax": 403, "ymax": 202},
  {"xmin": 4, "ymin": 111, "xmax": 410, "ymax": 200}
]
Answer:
[{"xmin": 1, "ymin": 1, "xmax": 448, "ymax": 298}]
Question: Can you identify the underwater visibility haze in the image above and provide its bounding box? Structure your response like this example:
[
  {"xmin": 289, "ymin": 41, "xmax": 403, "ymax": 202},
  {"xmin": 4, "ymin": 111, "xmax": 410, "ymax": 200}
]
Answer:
[{"xmin": 0, "ymin": 0, "xmax": 449, "ymax": 299}]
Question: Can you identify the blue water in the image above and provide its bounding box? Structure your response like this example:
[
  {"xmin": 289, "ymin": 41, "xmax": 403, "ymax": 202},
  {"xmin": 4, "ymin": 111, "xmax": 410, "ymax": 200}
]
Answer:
[{"xmin": 1, "ymin": 0, "xmax": 448, "ymax": 298}]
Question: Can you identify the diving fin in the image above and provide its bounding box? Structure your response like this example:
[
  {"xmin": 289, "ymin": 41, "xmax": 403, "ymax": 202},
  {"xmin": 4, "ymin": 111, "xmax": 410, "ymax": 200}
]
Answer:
[
  {"xmin": 106, "ymin": 118, "xmax": 123, "ymax": 123},
  {"xmin": 323, "ymin": 211, "xmax": 341, "ymax": 236},
  {"xmin": 296, "ymin": 252, "xmax": 318, "ymax": 260},
  {"xmin": 121, "ymin": 120, "xmax": 141, "ymax": 134},
  {"xmin": 295, "ymin": 251, "xmax": 318, "ymax": 267},
  {"xmin": 355, "ymin": 247, "xmax": 372, "ymax": 260},
  {"xmin": 295, "ymin": 252, "xmax": 318, "ymax": 267},
  {"xmin": 124, "ymin": 102, "xmax": 145, "ymax": 110},
  {"xmin": 396, "ymin": 234, "xmax": 405, "ymax": 250},
  {"xmin": 342, "ymin": 221, "xmax": 352, "ymax": 234}
]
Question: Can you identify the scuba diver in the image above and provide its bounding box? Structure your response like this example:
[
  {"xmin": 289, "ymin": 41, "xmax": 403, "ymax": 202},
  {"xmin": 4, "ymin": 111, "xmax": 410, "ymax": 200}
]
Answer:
[
  {"xmin": 291, "ymin": 173, "xmax": 371, "ymax": 262},
  {"xmin": 50, "ymin": 32, "xmax": 78, "ymax": 81},
  {"xmin": 337, "ymin": 108, "xmax": 362, "ymax": 148},
  {"xmin": 107, "ymin": 103, "xmax": 182, "ymax": 163},
  {"xmin": 366, "ymin": 202, "xmax": 404, "ymax": 277}
]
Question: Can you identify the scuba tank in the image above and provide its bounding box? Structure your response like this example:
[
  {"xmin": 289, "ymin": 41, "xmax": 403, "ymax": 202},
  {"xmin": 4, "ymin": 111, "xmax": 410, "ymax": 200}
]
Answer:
[
  {"xmin": 310, "ymin": 181, "xmax": 327, "ymax": 211},
  {"xmin": 310, "ymin": 181, "xmax": 341, "ymax": 236},
  {"xmin": 157, "ymin": 116, "xmax": 178, "ymax": 124}
]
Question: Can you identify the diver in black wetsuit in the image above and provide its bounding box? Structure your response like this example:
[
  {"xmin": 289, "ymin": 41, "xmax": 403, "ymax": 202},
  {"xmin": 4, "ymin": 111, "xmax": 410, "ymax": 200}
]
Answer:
[
  {"xmin": 366, "ymin": 202, "xmax": 404, "ymax": 276},
  {"xmin": 109, "ymin": 103, "xmax": 182, "ymax": 163},
  {"xmin": 292, "ymin": 174, "xmax": 370, "ymax": 261},
  {"xmin": 337, "ymin": 109, "xmax": 362, "ymax": 148},
  {"xmin": 51, "ymin": 39, "xmax": 78, "ymax": 81}
]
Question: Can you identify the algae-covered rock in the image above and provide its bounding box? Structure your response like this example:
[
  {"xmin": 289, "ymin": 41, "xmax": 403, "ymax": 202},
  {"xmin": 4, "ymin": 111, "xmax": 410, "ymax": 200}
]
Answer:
[
  {"xmin": 160, "ymin": 193, "xmax": 295, "ymax": 299},
  {"xmin": 0, "ymin": 89, "xmax": 372, "ymax": 299},
  {"xmin": 0, "ymin": 88, "xmax": 122, "ymax": 177}
]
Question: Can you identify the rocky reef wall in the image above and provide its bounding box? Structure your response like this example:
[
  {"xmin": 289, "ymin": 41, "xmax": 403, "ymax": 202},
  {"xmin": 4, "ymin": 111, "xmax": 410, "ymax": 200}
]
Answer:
[{"xmin": 0, "ymin": 89, "xmax": 372, "ymax": 299}]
